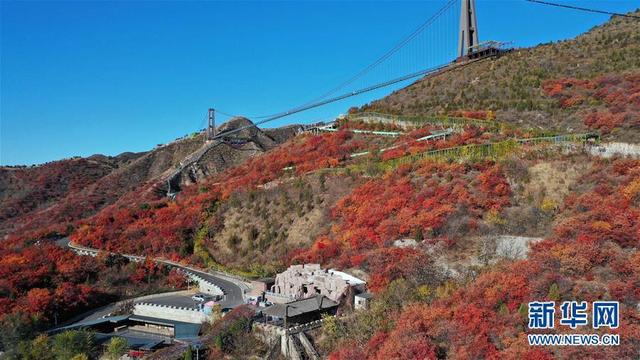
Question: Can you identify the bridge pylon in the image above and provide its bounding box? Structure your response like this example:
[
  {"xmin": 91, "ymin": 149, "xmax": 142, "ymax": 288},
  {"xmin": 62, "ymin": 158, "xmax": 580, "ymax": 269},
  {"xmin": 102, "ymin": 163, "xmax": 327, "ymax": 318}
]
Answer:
[
  {"xmin": 458, "ymin": 0, "xmax": 479, "ymax": 58},
  {"xmin": 207, "ymin": 108, "xmax": 216, "ymax": 141}
]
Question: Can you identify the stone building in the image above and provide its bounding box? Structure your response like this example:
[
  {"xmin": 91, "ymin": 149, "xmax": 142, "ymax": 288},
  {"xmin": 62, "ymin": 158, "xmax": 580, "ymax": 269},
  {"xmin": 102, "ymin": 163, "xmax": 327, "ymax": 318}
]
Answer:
[
  {"xmin": 354, "ymin": 292, "xmax": 373, "ymax": 310},
  {"xmin": 267, "ymin": 264, "xmax": 366, "ymax": 303},
  {"xmin": 249, "ymin": 277, "xmax": 275, "ymax": 297}
]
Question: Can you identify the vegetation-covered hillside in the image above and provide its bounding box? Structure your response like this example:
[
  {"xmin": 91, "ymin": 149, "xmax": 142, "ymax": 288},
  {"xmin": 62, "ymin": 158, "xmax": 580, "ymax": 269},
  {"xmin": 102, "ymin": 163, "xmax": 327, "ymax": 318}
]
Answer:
[
  {"xmin": 2, "ymin": 11, "xmax": 640, "ymax": 360},
  {"xmin": 322, "ymin": 157, "xmax": 640, "ymax": 359},
  {"xmin": 0, "ymin": 119, "xmax": 299, "ymax": 240},
  {"xmin": 0, "ymin": 157, "xmax": 121, "ymax": 236},
  {"xmin": 362, "ymin": 10, "xmax": 640, "ymax": 142}
]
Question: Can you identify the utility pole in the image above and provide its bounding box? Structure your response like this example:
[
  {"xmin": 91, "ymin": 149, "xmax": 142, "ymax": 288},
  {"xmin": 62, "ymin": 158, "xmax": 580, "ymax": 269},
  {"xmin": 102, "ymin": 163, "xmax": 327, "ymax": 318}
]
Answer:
[
  {"xmin": 207, "ymin": 108, "xmax": 216, "ymax": 141},
  {"xmin": 284, "ymin": 305, "xmax": 292, "ymax": 330},
  {"xmin": 284, "ymin": 304, "xmax": 293, "ymax": 358},
  {"xmin": 458, "ymin": 0, "xmax": 479, "ymax": 58}
]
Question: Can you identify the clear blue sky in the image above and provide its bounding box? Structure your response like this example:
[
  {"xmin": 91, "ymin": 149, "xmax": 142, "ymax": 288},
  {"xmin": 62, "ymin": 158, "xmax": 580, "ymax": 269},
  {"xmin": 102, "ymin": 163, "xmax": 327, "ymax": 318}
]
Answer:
[{"xmin": 1, "ymin": 1, "xmax": 637, "ymax": 165}]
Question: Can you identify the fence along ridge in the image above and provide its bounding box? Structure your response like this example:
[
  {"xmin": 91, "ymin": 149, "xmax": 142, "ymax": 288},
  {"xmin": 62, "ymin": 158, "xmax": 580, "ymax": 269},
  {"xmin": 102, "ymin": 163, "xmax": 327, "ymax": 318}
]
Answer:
[{"xmin": 380, "ymin": 132, "xmax": 599, "ymax": 168}]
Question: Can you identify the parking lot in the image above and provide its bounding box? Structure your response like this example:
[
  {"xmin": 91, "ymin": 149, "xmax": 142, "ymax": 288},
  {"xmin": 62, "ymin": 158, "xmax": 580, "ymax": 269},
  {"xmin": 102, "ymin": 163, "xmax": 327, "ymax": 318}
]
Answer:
[
  {"xmin": 143, "ymin": 293, "xmax": 200, "ymax": 309},
  {"xmin": 141, "ymin": 292, "xmax": 224, "ymax": 309}
]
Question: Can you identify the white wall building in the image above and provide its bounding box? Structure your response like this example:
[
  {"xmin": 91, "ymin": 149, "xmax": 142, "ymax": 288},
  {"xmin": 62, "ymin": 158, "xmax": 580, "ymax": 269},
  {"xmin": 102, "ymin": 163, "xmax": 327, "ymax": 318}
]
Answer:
[{"xmin": 268, "ymin": 264, "xmax": 366, "ymax": 303}]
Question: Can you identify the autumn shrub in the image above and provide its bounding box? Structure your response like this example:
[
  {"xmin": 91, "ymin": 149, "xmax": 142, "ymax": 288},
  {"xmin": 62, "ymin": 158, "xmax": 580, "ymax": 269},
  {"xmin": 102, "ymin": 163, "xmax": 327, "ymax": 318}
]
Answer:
[
  {"xmin": 329, "ymin": 158, "xmax": 640, "ymax": 359},
  {"xmin": 294, "ymin": 159, "xmax": 511, "ymax": 290},
  {"xmin": 543, "ymin": 73, "xmax": 640, "ymax": 134}
]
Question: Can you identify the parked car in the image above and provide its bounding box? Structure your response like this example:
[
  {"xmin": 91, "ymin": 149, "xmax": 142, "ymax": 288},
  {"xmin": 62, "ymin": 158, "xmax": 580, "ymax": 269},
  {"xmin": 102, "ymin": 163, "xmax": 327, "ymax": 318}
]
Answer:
[{"xmin": 192, "ymin": 294, "xmax": 209, "ymax": 302}]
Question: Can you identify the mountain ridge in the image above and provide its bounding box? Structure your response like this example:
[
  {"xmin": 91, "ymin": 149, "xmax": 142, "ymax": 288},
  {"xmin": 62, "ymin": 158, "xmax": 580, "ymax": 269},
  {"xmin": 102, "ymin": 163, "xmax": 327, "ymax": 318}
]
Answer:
[{"xmin": 0, "ymin": 118, "xmax": 302, "ymax": 238}]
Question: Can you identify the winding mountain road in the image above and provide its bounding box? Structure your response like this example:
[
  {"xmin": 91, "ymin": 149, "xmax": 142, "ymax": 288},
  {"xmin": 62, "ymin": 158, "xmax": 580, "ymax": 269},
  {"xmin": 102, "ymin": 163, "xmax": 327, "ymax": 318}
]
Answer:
[{"xmin": 56, "ymin": 238, "xmax": 248, "ymax": 309}]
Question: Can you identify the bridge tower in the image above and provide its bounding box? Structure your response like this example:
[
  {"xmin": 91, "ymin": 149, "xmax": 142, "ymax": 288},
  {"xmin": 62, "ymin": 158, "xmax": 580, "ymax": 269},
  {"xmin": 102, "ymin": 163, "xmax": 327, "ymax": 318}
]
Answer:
[
  {"xmin": 207, "ymin": 108, "xmax": 216, "ymax": 141},
  {"xmin": 458, "ymin": 0, "xmax": 479, "ymax": 58}
]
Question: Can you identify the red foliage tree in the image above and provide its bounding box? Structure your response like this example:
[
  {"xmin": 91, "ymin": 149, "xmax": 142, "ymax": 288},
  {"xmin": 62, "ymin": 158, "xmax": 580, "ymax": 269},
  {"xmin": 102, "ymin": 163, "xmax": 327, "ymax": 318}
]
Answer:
[
  {"xmin": 330, "ymin": 159, "xmax": 640, "ymax": 359},
  {"xmin": 542, "ymin": 73, "xmax": 640, "ymax": 133}
]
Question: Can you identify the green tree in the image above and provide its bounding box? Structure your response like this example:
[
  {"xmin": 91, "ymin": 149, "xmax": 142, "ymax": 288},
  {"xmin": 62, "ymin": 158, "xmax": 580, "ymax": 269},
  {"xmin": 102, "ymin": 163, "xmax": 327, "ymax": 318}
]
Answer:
[
  {"xmin": 414, "ymin": 227, "xmax": 424, "ymax": 241},
  {"xmin": 104, "ymin": 337, "xmax": 128, "ymax": 360},
  {"xmin": 518, "ymin": 303, "xmax": 528, "ymax": 321},
  {"xmin": 321, "ymin": 313, "xmax": 342, "ymax": 343},
  {"xmin": 548, "ymin": 283, "xmax": 561, "ymax": 301},
  {"xmin": 0, "ymin": 312, "xmax": 37, "ymax": 355},
  {"xmin": 183, "ymin": 345, "xmax": 193, "ymax": 360},
  {"xmin": 214, "ymin": 334, "xmax": 223, "ymax": 349},
  {"xmin": 17, "ymin": 334, "xmax": 53, "ymax": 360},
  {"xmin": 52, "ymin": 330, "xmax": 95, "ymax": 360}
]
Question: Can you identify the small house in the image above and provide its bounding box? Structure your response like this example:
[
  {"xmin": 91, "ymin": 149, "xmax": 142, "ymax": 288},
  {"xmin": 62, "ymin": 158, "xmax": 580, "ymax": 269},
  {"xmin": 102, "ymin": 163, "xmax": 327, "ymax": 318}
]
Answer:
[{"xmin": 354, "ymin": 292, "xmax": 373, "ymax": 310}]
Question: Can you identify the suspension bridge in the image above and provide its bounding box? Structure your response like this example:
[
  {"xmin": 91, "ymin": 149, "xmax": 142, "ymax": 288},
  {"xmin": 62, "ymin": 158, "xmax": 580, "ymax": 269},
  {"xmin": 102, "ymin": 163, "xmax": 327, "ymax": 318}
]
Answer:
[
  {"xmin": 205, "ymin": 0, "xmax": 503, "ymax": 141},
  {"xmin": 163, "ymin": 0, "xmax": 634, "ymax": 196},
  {"xmin": 199, "ymin": 0, "xmax": 638, "ymax": 138},
  {"xmin": 163, "ymin": 0, "xmax": 491, "ymax": 195}
]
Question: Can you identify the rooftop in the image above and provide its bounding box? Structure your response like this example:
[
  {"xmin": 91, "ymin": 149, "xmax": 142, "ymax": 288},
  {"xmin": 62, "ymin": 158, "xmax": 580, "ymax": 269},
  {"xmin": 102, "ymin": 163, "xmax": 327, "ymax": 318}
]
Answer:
[
  {"xmin": 129, "ymin": 314, "xmax": 202, "ymax": 339},
  {"xmin": 355, "ymin": 292, "xmax": 374, "ymax": 299},
  {"xmin": 281, "ymin": 264, "xmax": 366, "ymax": 286},
  {"xmin": 49, "ymin": 314, "xmax": 201, "ymax": 340},
  {"xmin": 328, "ymin": 269, "xmax": 366, "ymax": 285},
  {"xmin": 48, "ymin": 315, "xmax": 130, "ymax": 334},
  {"xmin": 262, "ymin": 295, "xmax": 338, "ymax": 318},
  {"xmin": 94, "ymin": 332, "xmax": 166, "ymax": 351}
]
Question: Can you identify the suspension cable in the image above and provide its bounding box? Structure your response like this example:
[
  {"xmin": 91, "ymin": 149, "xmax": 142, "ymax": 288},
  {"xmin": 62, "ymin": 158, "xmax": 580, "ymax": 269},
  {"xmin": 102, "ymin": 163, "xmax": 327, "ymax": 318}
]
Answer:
[
  {"xmin": 525, "ymin": 0, "xmax": 640, "ymax": 19},
  {"xmin": 217, "ymin": 0, "xmax": 457, "ymax": 120},
  {"xmin": 209, "ymin": 56, "xmax": 498, "ymax": 141},
  {"xmin": 304, "ymin": 0, "xmax": 458, "ymax": 103}
]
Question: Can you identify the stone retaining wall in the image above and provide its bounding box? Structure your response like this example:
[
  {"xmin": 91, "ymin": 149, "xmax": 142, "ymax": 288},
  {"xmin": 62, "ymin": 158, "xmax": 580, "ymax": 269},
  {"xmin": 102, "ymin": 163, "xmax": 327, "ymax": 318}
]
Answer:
[
  {"xmin": 182, "ymin": 271, "xmax": 224, "ymax": 296},
  {"xmin": 133, "ymin": 302, "xmax": 207, "ymax": 324}
]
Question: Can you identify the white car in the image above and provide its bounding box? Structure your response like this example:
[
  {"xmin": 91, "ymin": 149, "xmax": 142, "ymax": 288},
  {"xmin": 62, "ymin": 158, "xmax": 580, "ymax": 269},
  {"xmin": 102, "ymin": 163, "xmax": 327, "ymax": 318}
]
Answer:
[{"xmin": 191, "ymin": 294, "xmax": 207, "ymax": 302}]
